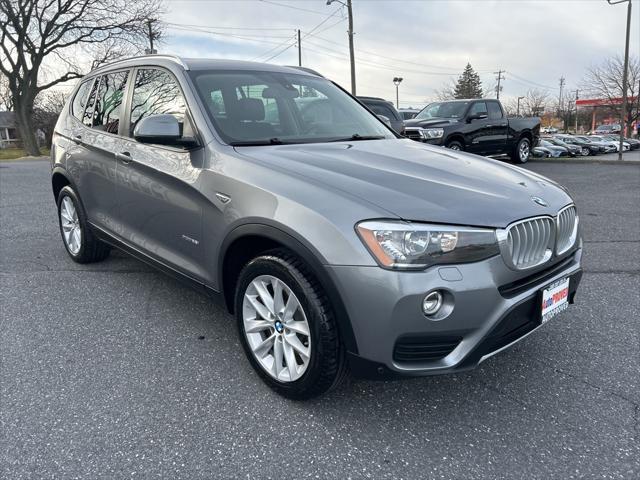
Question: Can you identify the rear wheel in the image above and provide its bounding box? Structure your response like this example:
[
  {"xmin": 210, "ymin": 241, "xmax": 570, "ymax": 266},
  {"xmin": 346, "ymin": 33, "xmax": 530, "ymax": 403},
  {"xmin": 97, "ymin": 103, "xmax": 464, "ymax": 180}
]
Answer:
[
  {"xmin": 234, "ymin": 250, "xmax": 346, "ymax": 399},
  {"xmin": 581, "ymin": 147, "xmax": 590, "ymax": 156},
  {"xmin": 511, "ymin": 137, "xmax": 531, "ymax": 163},
  {"xmin": 57, "ymin": 186, "xmax": 110, "ymax": 263}
]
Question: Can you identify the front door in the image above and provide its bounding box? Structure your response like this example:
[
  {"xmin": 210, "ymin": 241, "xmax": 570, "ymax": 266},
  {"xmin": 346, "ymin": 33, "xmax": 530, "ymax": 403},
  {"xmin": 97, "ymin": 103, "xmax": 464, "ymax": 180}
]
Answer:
[
  {"xmin": 114, "ymin": 67, "xmax": 206, "ymax": 282},
  {"xmin": 465, "ymin": 101, "xmax": 492, "ymax": 154}
]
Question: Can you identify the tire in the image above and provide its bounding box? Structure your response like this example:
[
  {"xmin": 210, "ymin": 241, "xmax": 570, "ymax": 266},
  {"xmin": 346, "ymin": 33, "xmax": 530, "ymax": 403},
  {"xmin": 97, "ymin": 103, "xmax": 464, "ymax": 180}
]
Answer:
[
  {"xmin": 446, "ymin": 140, "xmax": 464, "ymax": 151},
  {"xmin": 234, "ymin": 249, "xmax": 346, "ymax": 399},
  {"xmin": 57, "ymin": 186, "xmax": 110, "ymax": 263},
  {"xmin": 511, "ymin": 137, "xmax": 531, "ymax": 163},
  {"xmin": 581, "ymin": 147, "xmax": 590, "ymax": 156}
]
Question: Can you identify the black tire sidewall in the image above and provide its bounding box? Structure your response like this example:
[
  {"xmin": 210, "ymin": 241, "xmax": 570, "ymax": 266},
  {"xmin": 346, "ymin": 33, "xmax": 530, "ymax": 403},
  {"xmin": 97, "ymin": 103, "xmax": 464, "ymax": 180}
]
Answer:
[
  {"xmin": 446, "ymin": 140, "xmax": 463, "ymax": 151},
  {"xmin": 234, "ymin": 254, "xmax": 339, "ymax": 399},
  {"xmin": 57, "ymin": 186, "xmax": 87, "ymax": 261}
]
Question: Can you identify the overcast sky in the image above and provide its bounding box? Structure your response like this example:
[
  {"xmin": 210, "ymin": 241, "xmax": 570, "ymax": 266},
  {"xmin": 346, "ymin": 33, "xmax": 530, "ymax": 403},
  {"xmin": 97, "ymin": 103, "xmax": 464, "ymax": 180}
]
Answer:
[{"xmin": 158, "ymin": 0, "xmax": 637, "ymax": 107}]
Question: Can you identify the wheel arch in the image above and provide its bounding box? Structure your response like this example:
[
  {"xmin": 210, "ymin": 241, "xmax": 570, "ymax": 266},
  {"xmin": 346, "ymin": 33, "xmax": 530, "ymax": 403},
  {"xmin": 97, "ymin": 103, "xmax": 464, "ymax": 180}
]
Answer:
[
  {"xmin": 445, "ymin": 133, "xmax": 465, "ymax": 148},
  {"xmin": 51, "ymin": 167, "xmax": 73, "ymax": 201},
  {"xmin": 219, "ymin": 223, "xmax": 359, "ymax": 353}
]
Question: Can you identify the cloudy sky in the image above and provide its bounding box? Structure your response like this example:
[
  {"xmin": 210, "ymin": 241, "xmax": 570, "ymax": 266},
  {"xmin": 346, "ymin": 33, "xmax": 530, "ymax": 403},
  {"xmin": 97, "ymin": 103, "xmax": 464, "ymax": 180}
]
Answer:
[{"xmin": 159, "ymin": 0, "xmax": 637, "ymax": 107}]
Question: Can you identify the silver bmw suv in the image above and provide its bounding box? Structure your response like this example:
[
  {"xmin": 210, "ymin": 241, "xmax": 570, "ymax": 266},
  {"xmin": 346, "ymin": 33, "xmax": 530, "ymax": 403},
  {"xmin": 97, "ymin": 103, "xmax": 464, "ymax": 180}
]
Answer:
[{"xmin": 51, "ymin": 55, "xmax": 582, "ymax": 399}]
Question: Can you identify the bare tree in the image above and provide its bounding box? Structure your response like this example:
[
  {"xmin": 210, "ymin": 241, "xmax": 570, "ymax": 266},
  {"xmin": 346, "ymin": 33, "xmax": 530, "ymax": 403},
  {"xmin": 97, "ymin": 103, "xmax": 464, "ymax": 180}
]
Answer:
[
  {"xmin": 0, "ymin": 0, "xmax": 163, "ymax": 155},
  {"xmin": 0, "ymin": 74, "xmax": 13, "ymax": 110},
  {"xmin": 581, "ymin": 55, "xmax": 640, "ymax": 135},
  {"xmin": 522, "ymin": 88, "xmax": 549, "ymax": 117}
]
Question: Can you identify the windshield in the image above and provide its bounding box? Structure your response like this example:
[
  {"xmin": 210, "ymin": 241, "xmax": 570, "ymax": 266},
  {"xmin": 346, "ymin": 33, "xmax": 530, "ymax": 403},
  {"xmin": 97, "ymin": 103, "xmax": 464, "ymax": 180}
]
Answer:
[
  {"xmin": 415, "ymin": 101, "xmax": 469, "ymax": 120},
  {"xmin": 189, "ymin": 70, "xmax": 395, "ymax": 145}
]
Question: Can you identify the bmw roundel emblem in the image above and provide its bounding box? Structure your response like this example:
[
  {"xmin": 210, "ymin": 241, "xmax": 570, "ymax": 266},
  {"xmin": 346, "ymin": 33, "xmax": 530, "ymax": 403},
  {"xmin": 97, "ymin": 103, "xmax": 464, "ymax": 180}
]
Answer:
[{"xmin": 531, "ymin": 196, "xmax": 548, "ymax": 207}]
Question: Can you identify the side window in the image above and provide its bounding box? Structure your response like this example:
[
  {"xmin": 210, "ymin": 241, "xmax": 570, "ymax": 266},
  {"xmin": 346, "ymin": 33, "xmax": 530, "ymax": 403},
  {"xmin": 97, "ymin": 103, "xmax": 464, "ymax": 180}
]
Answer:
[
  {"xmin": 469, "ymin": 102, "xmax": 488, "ymax": 117},
  {"xmin": 487, "ymin": 102, "xmax": 503, "ymax": 120},
  {"xmin": 92, "ymin": 71, "xmax": 128, "ymax": 134},
  {"xmin": 130, "ymin": 68, "xmax": 186, "ymax": 137},
  {"xmin": 71, "ymin": 80, "xmax": 93, "ymax": 120},
  {"xmin": 82, "ymin": 79, "xmax": 99, "ymax": 128},
  {"xmin": 369, "ymin": 103, "xmax": 396, "ymax": 120}
]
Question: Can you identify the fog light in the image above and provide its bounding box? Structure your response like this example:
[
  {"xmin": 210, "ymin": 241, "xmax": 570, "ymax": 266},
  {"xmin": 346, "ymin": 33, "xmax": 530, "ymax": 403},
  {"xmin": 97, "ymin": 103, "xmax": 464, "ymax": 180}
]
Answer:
[{"xmin": 422, "ymin": 290, "xmax": 443, "ymax": 316}]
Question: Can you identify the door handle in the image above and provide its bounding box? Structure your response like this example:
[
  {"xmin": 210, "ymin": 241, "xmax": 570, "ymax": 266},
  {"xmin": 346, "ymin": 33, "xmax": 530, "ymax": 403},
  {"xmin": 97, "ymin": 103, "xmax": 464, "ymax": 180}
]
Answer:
[
  {"xmin": 486, "ymin": 124, "xmax": 493, "ymax": 128},
  {"xmin": 116, "ymin": 151, "xmax": 132, "ymax": 163},
  {"xmin": 72, "ymin": 135, "xmax": 82, "ymax": 144}
]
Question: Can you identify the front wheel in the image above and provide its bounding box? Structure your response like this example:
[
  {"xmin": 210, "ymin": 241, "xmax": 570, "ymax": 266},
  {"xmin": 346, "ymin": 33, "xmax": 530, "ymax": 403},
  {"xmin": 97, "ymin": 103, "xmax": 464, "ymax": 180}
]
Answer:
[
  {"xmin": 511, "ymin": 137, "xmax": 531, "ymax": 163},
  {"xmin": 581, "ymin": 147, "xmax": 590, "ymax": 156},
  {"xmin": 234, "ymin": 250, "xmax": 346, "ymax": 399},
  {"xmin": 446, "ymin": 140, "xmax": 464, "ymax": 151}
]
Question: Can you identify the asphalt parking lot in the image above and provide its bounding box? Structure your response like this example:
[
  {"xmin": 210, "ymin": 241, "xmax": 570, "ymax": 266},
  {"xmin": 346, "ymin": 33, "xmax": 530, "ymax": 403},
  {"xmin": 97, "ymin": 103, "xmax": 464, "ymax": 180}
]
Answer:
[{"xmin": 1, "ymin": 158, "xmax": 639, "ymax": 479}]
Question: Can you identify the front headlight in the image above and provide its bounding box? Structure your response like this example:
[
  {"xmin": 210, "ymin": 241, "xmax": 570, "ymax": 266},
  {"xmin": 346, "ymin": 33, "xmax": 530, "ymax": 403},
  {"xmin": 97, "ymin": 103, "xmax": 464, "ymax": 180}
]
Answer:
[
  {"xmin": 420, "ymin": 128, "xmax": 444, "ymax": 139},
  {"xmin": 356, "ymin": 220, "xmax": 499, "ymax": 270}
]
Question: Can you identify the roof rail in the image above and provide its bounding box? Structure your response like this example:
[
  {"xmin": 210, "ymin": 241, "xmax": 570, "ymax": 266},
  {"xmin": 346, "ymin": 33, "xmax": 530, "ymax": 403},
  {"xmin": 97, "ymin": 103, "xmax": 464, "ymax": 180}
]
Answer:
[
  {"xmin": 90, "ymin": 54, "xmax": 189, "ymax": 74},
  {"xmin": 285, "ymin": 66, "xmax": 324, "ymax": 77}
]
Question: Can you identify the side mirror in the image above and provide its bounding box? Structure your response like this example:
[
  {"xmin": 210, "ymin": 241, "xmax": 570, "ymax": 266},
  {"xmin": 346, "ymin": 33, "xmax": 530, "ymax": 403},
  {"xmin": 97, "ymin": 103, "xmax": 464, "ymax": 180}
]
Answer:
[
  {"xmin": 134, "ymin": 114, "xmax": 181, "ymax": 145},
  {"xmin": 377, "ymin": 114, "xmax": 391, "ymax": 127},
  {"xmin": 467, "ymin": 113, "xmax": 488, "ymax": 123}
]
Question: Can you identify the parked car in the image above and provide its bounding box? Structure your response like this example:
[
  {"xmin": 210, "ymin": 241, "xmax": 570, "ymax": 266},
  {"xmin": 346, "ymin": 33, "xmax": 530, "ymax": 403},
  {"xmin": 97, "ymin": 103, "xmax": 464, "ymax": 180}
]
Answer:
[
  {"xmin": 403, "ymin": 99, "xmax": 540, "ymax": 163},
  {"xmin": 555, "ymin": 134, "xmax": 604, "ymax": 155},
  {"xmin": 541, "ymin": 126, "xmax": 558, "ymax": 134},
  {"xmin": 532, "ymin": 146, "xmax": 552, "ymax": 158},
  {"xmin": 599, "ymin": 134, "xmax": 636, "ymax": 150},
  {"xmin": 587, "ymin": 135, "xmax": 629, "ymax": 152},
  {"xmin": 623, "ymin": 137, "xmax": 640, "ymax": 150},
  {"xmin": 357, "ymin": 96, "xmax": 405, "ymax": 134},
  {"xmin": 51, "ymin": 55, "xmax": 582, "ymax": 399},
  {"xmin": 543, "ymin": 136, "xmax": 580, "ymax": 157},
  {"xmin": 575, "ymin": 135, "xmax": 616, "ymax": 153},
  {"xmin": 399, "ymin": 108, "xmax": 420, "ymax": 121},
  {"xmin": 594, "ymin": 124, "xmax": 621, "ymax": 135},
  {"xmin": 538, "ymin": 139, "xmax": 569, "ymax": 157}
]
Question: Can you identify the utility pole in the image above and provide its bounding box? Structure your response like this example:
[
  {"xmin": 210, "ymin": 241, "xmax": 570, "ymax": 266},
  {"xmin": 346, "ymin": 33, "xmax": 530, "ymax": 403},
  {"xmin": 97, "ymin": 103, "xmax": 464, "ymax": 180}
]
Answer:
[
  {"xmin": 146, "ymin": 19, "xmax": 157, "ymax": 54},
  {"xmin": 297, "ymin": 29, "xmax": 302, "ymax": 67},
  {"xmin": 574, "ymin": 89, "xmax": 580, "ymax": 133},
  {"xmin": 558, "ymin": 76, "xmax": 565, "ymax": 115},
  {"xmin": 517, "ymin": 96, "xmax": 525, "ymax": 116},
  {"xmin": 327, "ymin": 0, "xmax": 356, "ymax": 95},
  {"xmin": 605, "ymin": 0, "xmax": 633, "ymax": 160},
  {"xmin": 494, "ymin": 70, "xmax": 505, "ymax": 99}
]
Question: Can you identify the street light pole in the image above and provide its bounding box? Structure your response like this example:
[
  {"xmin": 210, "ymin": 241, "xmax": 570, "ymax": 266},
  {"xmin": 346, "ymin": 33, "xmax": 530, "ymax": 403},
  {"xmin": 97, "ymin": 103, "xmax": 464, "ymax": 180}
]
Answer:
[
  {"xmin": 393, "ymin": 77, "xmax": 403, "ymax": 109},
  {"xmin": 517, "ymin": 96, "xmax": 525, "ymax": 116},
  {"xmin": 607, "ymin": 0, "xmax": 632, "ymax": 161},
  {"xmin": 327, "ymin": 0, "xmax": 356, "ymax": 95}
]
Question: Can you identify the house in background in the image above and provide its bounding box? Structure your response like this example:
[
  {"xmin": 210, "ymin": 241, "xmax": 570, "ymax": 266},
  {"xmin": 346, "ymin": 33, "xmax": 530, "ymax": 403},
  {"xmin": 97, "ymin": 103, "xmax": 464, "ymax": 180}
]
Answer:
[
  {"xmin": 0, "ymin": 111, "xmax": 46, "ymax": 149},
  {"xmin": 0, "ymin": 111, "xmax": 20, "ymax": 149}
]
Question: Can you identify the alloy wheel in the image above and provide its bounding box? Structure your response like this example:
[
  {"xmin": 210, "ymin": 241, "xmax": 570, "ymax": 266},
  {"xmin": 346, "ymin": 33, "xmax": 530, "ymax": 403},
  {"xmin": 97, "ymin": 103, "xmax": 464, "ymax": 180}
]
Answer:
[
  {"xmin": 60, "ymin": 196, "xmax": 82, "ymax": 255},
  {"xmin": 519, "ymin": 140, "xmax": 530, "ymax": 162},
  {"xmin": 242, "ymin": 275, "xmax": 311, "ymax": 382}
]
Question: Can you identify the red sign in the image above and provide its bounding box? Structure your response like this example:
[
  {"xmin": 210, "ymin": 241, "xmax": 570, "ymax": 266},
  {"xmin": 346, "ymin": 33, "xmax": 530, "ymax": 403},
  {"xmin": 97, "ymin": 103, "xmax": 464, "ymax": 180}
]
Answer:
[{"xmin": 576, "ymin": 97, "xmax": 638, "ymax": 107}]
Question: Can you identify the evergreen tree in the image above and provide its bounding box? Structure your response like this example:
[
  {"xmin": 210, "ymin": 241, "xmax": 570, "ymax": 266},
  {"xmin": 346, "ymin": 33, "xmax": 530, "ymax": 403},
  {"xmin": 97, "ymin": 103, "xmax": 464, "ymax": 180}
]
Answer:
[{"xmin": 453, "ymin": 63, "xmax": 484, "ymax": 99}]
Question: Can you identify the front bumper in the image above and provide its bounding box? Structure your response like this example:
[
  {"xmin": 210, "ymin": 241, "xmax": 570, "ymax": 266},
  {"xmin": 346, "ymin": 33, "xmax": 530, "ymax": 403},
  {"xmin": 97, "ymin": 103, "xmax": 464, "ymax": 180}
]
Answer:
[{"xmin": 328, "ymin": 246, "xmax": 583, "ymax": 379}]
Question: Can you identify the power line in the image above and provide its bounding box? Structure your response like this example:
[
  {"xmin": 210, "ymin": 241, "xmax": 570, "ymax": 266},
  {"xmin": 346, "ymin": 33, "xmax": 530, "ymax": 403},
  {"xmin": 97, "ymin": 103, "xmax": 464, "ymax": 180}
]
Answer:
[
  {"xmin": 162, "ymin": 22, "xmax": 294, "ymax": 31},
  {"xmin": 258, "ymin": 0, "xmax": 332, "ymax": 16}
]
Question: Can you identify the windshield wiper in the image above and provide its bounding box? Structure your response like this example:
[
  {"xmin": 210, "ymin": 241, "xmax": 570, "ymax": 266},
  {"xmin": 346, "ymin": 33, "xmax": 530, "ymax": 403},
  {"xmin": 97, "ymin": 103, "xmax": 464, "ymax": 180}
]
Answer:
[
  {"xmin": 231, "ymin": 138, "xmax": 288, "ymax": 146},
  {"xmin": 328, "ymin": 134, "xmax": 387, "ymax": 142}
]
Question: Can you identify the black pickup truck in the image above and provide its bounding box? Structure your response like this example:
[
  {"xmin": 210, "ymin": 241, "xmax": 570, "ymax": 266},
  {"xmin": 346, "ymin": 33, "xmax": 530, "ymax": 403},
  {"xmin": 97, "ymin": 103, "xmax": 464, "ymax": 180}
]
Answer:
[{"xmin": 403, "ymin": 99, "xmax": 540, "ymax": 163}]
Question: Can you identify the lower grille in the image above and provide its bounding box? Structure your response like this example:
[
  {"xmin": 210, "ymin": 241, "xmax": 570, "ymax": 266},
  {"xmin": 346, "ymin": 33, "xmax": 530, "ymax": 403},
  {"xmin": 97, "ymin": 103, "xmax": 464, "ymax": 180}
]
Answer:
[
  {"xmin": 404, "ymin": 129, "xmax": 422, "ymax": 141},
  {"xmin": 393, "ymin": 336, "xmax": 461, "ymax": 363}
]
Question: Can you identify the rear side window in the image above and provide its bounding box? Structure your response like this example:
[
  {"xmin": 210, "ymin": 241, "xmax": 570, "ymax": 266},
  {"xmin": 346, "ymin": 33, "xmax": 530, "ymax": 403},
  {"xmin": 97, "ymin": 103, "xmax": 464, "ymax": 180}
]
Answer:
[
  {"xmin": 91, "ymin": 71, "xmax": 129, "ymax": 134},
  {"xmin": 71, "ymin": 80, "xmax": 93, "ymax": 120},
  {"xmin": 487, "ymin": 102, "xmax": 503, "ymax": 119},
  {"xmin": 367, "ymin": 102, "xmax": 397, "ymax": 120},
  {"xmin": 130, "ymin": 68, "xmax": 186, "ymax": 137}
]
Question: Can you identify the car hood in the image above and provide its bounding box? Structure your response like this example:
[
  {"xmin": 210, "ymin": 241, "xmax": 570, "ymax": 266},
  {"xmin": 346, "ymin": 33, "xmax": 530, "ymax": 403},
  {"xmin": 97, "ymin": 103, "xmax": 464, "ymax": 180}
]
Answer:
[
  {"xmin": 403, "ymin": 117, "xmax": 459, "ymax": 128},
  {"xmin": 234, "ymin": 139, "xmax": 573, "ymax": 228}
]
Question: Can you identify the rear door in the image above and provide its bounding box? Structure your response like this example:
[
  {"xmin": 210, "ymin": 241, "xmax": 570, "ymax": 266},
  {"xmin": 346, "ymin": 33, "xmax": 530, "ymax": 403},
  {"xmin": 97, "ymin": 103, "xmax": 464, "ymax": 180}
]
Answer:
[
  {"xmin": 486, "ymin": 101, "xmax": 508, "ymax": 153},
  {"xmin": 67, "ymin": 71, "xmax": 130, "ymax": 235},
  {"xmin": 114, "ymin": 67, "xmax": 206, "ymax": 282}
]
